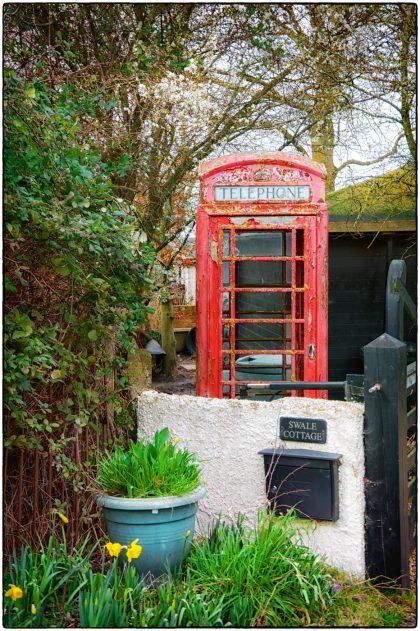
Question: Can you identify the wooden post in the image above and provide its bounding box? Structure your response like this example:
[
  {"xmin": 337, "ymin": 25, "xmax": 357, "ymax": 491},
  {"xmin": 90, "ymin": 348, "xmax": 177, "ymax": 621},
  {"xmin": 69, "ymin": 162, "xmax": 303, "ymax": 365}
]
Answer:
[
  {"xmin": 161, "ymin": 299, "xmax": 177, "ymax": 376},
  {"xmin": 126, "ymin": 348, "xmax": 152, "ymax": 399},
  {"xmin": 364, "ymin": 333, "xmax": 409, "ymax": 586},
  {"xmin": 385, "ymin": 260, "xmax": 406, "ymax": 340}
]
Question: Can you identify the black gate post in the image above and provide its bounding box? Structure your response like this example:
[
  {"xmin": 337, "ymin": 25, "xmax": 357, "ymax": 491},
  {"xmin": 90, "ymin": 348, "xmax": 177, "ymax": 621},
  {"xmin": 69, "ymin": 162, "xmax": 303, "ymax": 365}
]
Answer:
[
  {"xmin": 385, "ymin": 260, "xmax": 407, "ymax": 341},
  {"xmin": 364, "ymin": 333, "xmax": 409, "ymax": 586}
]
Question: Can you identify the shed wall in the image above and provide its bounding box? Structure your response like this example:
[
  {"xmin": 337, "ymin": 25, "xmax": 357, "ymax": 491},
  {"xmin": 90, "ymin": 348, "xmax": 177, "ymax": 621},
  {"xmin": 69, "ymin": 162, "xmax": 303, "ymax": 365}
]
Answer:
[{"xmin": 329, "ymin": 232, "xmax": 416, "ymax": 385}]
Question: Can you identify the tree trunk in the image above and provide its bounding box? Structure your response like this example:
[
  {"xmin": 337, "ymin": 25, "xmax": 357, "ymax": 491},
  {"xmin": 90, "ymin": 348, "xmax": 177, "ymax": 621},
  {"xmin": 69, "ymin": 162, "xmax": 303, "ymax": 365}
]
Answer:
[
  {"xmin": 399, "ymin": 5, "xmax": 416, "ymax": 162},
  {"xmin": 310, "ymin": 115, "xmax": 337, "ymax": 192},
  {"xmin": 160, "ymin": 299, "xmax": 177, "ymax": 376}
]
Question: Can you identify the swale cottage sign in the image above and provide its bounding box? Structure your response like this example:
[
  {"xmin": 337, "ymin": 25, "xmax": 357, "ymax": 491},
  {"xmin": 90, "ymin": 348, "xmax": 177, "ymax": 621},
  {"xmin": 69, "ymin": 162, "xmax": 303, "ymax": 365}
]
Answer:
[{"xmin": 279, "ymin": 416, "xmax": 327, "ymax": 444}]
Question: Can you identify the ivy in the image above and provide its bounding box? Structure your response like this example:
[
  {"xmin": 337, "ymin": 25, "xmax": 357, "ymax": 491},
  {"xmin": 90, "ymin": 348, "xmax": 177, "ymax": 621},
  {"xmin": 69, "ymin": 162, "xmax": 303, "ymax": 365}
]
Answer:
[{"xmin": 4, "ymin": 71, "xmax": 155, "ymax": 471}]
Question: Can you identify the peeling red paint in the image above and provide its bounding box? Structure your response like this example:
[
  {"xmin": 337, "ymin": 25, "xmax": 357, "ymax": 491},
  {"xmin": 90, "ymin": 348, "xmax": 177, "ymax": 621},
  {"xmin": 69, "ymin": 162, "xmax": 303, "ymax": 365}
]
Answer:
[{"xmin": 196, "ymin": 153, "xmax": 328, "ymax": 399}]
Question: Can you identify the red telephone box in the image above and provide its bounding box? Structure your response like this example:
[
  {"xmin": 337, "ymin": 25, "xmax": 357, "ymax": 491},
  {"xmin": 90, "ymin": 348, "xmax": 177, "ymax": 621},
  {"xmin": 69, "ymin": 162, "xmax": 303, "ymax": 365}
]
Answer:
[{"xmin": 196, "ymin": 152, "xmax": 328, "ymax": 399}]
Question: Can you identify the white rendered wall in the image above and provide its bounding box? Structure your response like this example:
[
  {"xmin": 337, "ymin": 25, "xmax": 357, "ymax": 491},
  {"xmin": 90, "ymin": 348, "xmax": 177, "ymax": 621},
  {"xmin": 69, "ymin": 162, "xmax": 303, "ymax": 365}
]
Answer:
[{"xmin": 137, "ymin": 391, "xmax": 365, "ymax": 577}]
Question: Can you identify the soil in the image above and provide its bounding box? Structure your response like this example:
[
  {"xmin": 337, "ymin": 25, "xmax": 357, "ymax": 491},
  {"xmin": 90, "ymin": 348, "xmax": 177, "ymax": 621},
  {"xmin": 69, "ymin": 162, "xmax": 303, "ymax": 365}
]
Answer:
[{"xmin": 152, "ymin": 353, "xmax": 196, "ymax": 395}]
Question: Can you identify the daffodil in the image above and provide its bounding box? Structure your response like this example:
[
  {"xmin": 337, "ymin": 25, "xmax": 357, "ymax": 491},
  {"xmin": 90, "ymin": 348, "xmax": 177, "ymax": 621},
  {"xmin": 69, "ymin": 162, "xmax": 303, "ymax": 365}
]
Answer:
[
  {"xmin": 105, "ymin": 542, "xmax": 123, "ymax": 558},
  {"xmin": 31, "ymin": 604, "xmax": 37, "ymax": 615},
  {"xmin": 126, "ymin": 538, "xmax": 142, "ymax": 562},
  {"xmin": 5, "ymin": 584, "xmax": 23, "ymax": 601},
  {"xmin": 57, "ymin": 512, "xmax": 69, "ymax": 524}
]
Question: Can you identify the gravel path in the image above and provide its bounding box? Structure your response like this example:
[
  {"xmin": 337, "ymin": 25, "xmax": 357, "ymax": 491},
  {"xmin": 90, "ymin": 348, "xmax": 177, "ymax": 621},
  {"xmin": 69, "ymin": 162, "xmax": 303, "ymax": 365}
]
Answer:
[{"xmin": 152, "ymin": 354, "xmax": 196, "ymax": 395}]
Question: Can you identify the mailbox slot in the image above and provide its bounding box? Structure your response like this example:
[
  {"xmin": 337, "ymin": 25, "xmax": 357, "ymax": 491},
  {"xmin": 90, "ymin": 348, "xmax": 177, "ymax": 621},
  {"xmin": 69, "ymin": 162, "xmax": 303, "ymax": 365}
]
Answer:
[{"xmin": 259, "ymin": 448, "xmax": 341, "ymax": 521}]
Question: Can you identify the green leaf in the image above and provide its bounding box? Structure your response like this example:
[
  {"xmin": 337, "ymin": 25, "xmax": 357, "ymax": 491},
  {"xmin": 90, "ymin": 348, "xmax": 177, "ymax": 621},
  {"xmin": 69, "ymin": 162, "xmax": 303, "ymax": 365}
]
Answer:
[
  {"xmin": 19, "ymin": 377, "xmax": 31, "ymax": 391},
  {"xmin": 5, "ymin": 276, "xmax": 17, "ymax": 294},
  {"xmin": 87, "ymin": 329, "xmax": 98, "ymax": 341},
  {"xmin": 4, "ymin": 75, "xmax": 155, "ymax": 481},
  {"xmin": 51, "ymin": 257, "xmax": 71, "ymax": 277},
  {"xmin": 24, "ymin": 86, "xmax": 36, "ymax": 100},
  {"xmin": 11, "ymin": 314, "xmax": 34, "ymax": 339}
]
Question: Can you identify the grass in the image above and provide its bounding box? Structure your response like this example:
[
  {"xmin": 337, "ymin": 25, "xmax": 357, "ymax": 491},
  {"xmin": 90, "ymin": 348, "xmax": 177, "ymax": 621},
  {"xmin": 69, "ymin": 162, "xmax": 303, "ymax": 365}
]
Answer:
[
  {"xmin": 185, "ymin": 512, "xmax": 333, "ymax": 626},
  {"xmin": 316, "ymin": 569, "xmax": 416, "ymax": 627},
  {"xmin": 4, "ymin": 511, "xmax": 416, "ymax": 628}
]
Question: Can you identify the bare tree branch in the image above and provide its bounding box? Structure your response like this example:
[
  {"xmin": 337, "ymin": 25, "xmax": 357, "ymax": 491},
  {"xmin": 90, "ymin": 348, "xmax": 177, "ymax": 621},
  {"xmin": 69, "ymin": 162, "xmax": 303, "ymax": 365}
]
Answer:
[{"xmin": 335, "ymin": 132, "xmax": 405, "ymax": 174}]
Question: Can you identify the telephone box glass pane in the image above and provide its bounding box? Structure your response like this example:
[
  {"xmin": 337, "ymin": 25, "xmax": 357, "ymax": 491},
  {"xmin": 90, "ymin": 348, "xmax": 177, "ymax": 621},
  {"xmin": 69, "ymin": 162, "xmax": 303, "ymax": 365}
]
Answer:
[
  {"xmin": 296, "ymin": 323, "xmax": 304, "ymax": 350},
  {"xmin": 235, "ymin": 353, "xmax": 284, "ymax": 381},
  {"xmin": 296, "ymin": 291, "xmax": 304, "ymax": 318},
  {"xmin": 223, "ymin": 231, "xmax": 230, "ymax": 257},
  {"xmin": 235, "ymin": 231, "xmax": 288, "ymax": 257},
  {"xmin": 235, "ymin": 323, "xmax": 283, "ymax": 350},
  {"xmin": 296, "ymin": 229, "xmax": 304, "ymax": 256},
  {"xmin": 296, "ymin": 261, "xmax": 305, "ymax": 288},
  {"xmin": 222, "ymin": 292, "xmax": 230, "ymax": 316},
  {"xmin": 236, "ymin": 292, "xmax": 290, "ymax": 318},
  {"xmin": 223, "ymin": 262, "xmax": 230, "ymax": 287},
  {"xmin": 236, "ymin": 261, "xmax": 291, "ymax": 287}
]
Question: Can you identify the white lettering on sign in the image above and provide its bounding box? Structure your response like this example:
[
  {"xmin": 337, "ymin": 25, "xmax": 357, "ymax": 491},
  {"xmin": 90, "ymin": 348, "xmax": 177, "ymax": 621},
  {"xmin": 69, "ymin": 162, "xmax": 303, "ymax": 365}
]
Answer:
[
  {"xmin": 282, "ymin": 430, "xmax": 324, "ymax": 441},
  {"xmin": 214, "ymin": 185, "xmax": 310, "ymax": 202},
  {"xmin": 279, "ymin": 416, "xmax": 327, "ymax": 444}
]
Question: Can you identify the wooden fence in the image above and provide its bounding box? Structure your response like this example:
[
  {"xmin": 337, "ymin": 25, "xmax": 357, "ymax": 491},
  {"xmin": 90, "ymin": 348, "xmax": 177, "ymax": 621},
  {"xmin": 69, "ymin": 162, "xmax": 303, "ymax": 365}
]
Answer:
[
  {"xmin": 364, "ymin": 334, "xmax": 416, "ymax": 588},
  {"xmin": 3, "ymin": 338, "xmax": 151, "ymax": 556},
  {"xmin": 3, "ymin": 404, "xmax": 115, "ymax": 555},
  {"xmin": 363, "ymin": 259, "xmax": 416, "ymax": 588}
]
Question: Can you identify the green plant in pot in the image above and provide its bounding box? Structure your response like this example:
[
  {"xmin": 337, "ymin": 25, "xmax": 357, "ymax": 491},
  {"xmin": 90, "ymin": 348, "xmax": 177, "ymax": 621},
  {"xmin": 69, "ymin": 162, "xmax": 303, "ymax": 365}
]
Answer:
[{"xmin": 95, "ymin": 428, "xmax": 205, "ymax": 579}]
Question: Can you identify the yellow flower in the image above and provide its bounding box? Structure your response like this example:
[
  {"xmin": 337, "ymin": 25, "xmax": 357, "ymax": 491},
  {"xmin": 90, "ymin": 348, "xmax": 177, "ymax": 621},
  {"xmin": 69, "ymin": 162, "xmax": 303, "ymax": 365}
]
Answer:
[
  {"xmin": 57, "ymin": 512, "xmax": 69, "ymax": 524},
  {"xmin": 126, "ymin": 538, "xmax": 142, "ymax": 562},
  {"xmin": 5, "ymin": 584, "xmax": 23, "ymax": 601},
  {"xmin": 172, "ymin": 436, "xmax": 179, "ymax": 444},
  {"xmin": 31, "ymin": 604, "xmax": 37, "ymax": 615},
  {"xmin": 105, "ymin": 542, "xmax": 123, "ymax": 558},
  {"xmin": 185, "ymin": 530, "xmax": 191, "ymax": 538}
]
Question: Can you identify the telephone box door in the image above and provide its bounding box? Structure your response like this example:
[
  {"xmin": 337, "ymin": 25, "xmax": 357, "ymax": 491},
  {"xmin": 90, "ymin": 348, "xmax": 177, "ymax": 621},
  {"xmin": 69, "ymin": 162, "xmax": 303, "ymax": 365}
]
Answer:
[{"xmin": 207, "ymin": 216, "xmax": 322, "ymax": 398}]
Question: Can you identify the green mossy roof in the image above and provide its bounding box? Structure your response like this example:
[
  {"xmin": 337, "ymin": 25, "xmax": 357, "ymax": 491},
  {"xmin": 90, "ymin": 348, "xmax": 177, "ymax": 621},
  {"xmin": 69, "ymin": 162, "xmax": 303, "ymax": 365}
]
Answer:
[{"xmin": 327, "ymin": 165, "xmax": 416, "ymax": 222}]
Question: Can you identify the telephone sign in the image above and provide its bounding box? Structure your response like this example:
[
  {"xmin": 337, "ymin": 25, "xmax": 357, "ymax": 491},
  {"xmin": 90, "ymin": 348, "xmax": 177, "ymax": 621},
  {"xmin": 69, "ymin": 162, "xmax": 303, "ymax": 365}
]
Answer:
[
  {"xmin": 214, "ymin": 185, "xmax": 311, "ymax": 202},
  {"xmin": 196, "ymin": 152, "xmax": 328, "ymax": 400}
]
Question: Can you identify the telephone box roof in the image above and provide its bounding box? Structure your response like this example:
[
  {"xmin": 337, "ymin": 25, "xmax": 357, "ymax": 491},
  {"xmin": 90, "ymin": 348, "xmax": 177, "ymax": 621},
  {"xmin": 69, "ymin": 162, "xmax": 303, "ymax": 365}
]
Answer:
[{"xmin": 199, "ymin": 152, "xmax": 327, "ymax": 179}]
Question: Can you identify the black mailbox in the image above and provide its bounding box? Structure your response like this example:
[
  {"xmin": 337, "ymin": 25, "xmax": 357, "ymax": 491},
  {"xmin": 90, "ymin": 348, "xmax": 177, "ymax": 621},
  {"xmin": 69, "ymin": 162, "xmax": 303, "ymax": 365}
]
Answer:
[{"xmin": 259, "ymin": 448, "xmax": 342, "ymax": 522}]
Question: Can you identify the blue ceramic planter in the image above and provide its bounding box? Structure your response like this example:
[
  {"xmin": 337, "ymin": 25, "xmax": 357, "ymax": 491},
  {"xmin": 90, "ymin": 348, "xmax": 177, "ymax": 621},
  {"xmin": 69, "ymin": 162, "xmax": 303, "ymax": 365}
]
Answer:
[{"xmin": 96, "ymin": 488, "xmax": 205, "ymax": 578}]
